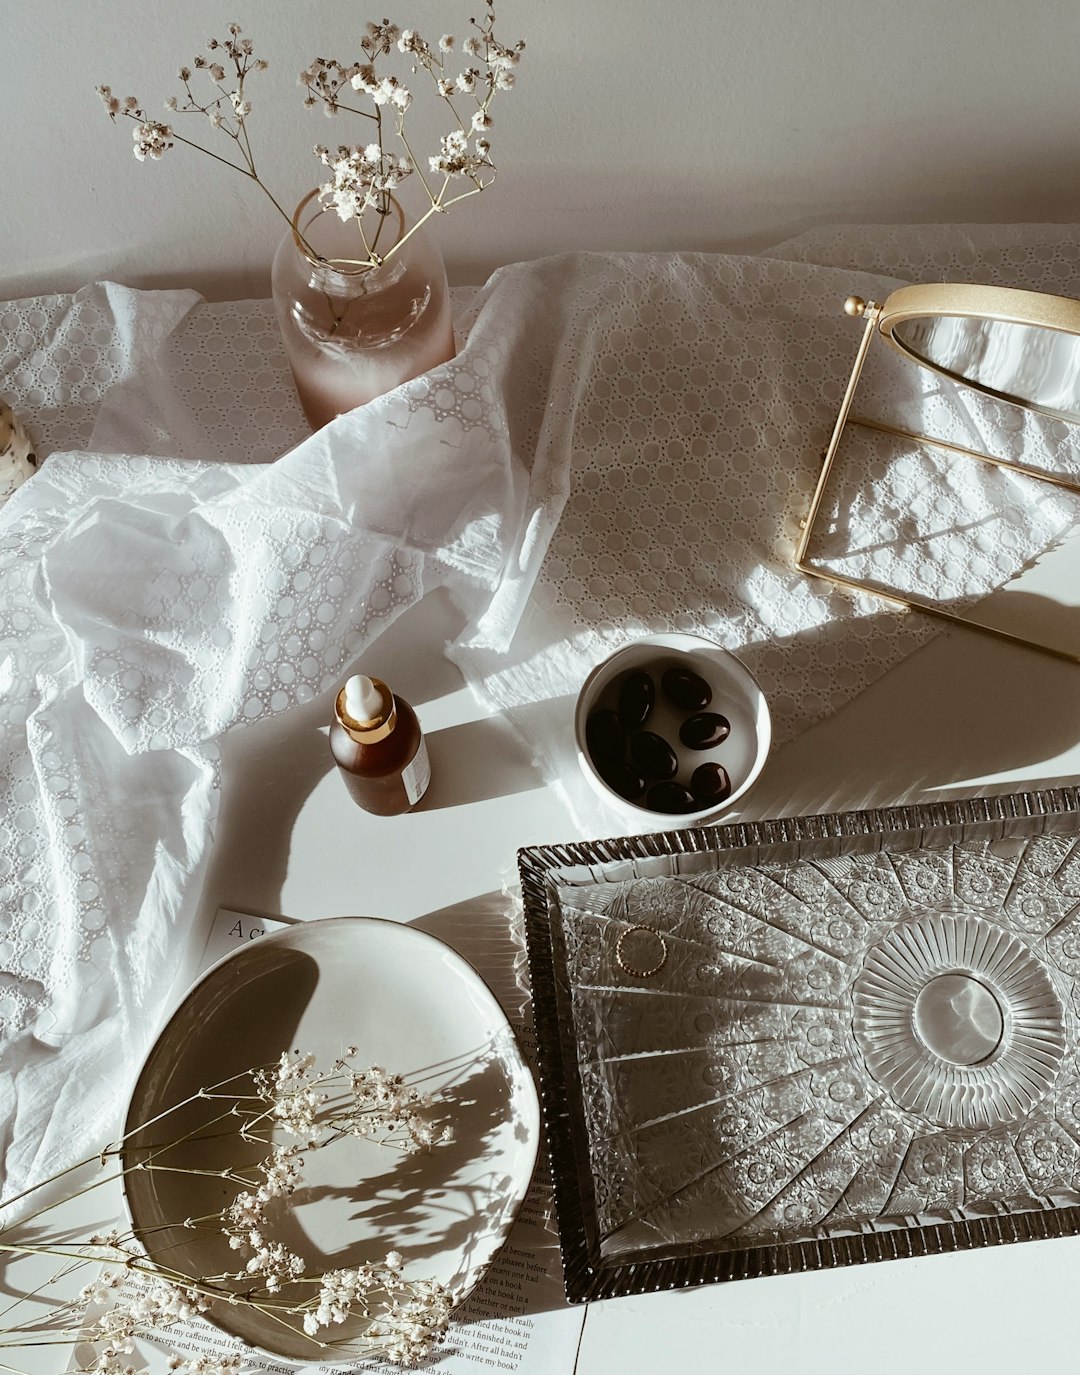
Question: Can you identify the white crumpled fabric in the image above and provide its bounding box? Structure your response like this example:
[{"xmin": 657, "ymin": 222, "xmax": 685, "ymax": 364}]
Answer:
[
  {"xmin": 2, "ymin": 227, "xmax": 1080, "ymax": 1206},
  {"xmin": 454, "ymin": 230, "xmax": 1080, "ymax": 834}
]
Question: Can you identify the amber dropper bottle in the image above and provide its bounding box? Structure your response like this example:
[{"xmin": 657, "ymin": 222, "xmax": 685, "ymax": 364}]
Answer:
[{"xmin": 329, "ymin": 673, "xmax": 431, "ymax": 815}]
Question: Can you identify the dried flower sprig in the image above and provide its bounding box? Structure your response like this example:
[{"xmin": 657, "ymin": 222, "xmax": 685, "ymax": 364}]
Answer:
[
  {"xmin": 0, "ymin": 1052, "xmax": 455, "ymax": 1371},
  {"xmin": 250, "ymin": 1048, "xmax": 454, "ymax": 1150},
  {"xmin": 95, "ymin": 24, "xmax": 298, "ymax": 238},
  {"xmin": 96, "ymin": 4, "xmax": 524, "ymax": 273}
]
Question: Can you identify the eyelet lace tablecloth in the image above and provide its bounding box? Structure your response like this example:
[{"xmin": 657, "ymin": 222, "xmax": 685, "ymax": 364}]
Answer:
[{"xmin": 2, "ymin": 226, "xmax": 1080, "ymax": 1207}]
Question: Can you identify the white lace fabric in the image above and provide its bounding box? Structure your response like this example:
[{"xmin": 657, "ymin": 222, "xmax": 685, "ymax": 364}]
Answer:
[
  {"xmin": 1, "ymin": 227, "xmax": 1079, "ymax": 1207},
  {"xmin": 454, "ymin": 233, "xmax": 1080, "ymax": 835}
]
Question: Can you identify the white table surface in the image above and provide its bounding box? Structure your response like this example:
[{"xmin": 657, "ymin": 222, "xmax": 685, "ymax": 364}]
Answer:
[
  {"xmin": 198, "ymin": 530, "xmax": 1080, "ymax": 1375},
  {"xmin": 13, "ymin": 532, "xmax": 1080, "ymax": 1374}
]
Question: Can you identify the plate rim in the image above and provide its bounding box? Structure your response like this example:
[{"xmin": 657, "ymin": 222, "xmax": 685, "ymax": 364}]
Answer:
[{"xmin": 122, "ymin": 913, "xmax": 541, "ymax": 1358}]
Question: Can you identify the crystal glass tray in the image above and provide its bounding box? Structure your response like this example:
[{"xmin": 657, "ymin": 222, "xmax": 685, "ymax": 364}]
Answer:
[{"xmin": 518, "ymin": 788, "xmax": 1080, "ymax": 1302}]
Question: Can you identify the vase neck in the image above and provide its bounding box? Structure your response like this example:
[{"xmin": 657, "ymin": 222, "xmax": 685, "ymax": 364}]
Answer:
[{"xmin": 291, "ymin": 190, "xmax": 407, "ymax": 281}]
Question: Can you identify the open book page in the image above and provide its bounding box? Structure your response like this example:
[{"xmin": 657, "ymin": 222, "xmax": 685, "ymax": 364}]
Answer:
[{"xmin": 68, "ymin": 909, "xmax": 586, "ymax": 1375}]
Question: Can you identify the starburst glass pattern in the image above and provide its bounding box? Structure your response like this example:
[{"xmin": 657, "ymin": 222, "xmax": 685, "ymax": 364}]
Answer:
[
  {"xmin": 852, "ymin": 913, "xmax": 1066, "ymax": 1130},
  {"xmin": 545, "ymin": 828, "xmax": 1080, "ymax": 1265}
]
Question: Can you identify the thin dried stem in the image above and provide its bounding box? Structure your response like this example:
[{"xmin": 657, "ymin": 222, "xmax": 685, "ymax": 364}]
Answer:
[{"xmin": 97, "ymin": 6, "xmax": 522, "ymax": 277}]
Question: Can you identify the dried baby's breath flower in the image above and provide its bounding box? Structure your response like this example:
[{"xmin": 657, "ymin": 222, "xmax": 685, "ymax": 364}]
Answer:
[
  {"xmin": 300, "ymin": 1253, "xmax": 453, "ymax": 1362},
  {"xmin": 98, "ymin": 24, "xmax": 269, "ymax": 177},
  {"xmin": 132, "ymin": 121, "xmax": 174, "ymax": 161},
  {"xmin": 363, "ymin": 19, "xmax": 402, "ymax": 55},
  {"xmin": 251, "ymin": 1048, "xmax": 451, "ymax": 1151},
  {"xmin": 429, "ymin": 129, "xmax": 489, "ymax": 179},
  {"xmin": 96, "ymin": 2, "xmax": 524, "ymax": 273},
  {"xmin": 96, "ymin": 84, "xmax": 133, "ymax": 119},
  {"xmin": 167, "ymin": 1357, "xmax": 244, "ymax": 1374},
  {"xmin": 316, "ymin": 144, "xmax": 410, "ymax": 221},
  {"xmin": 6, "ymin": 1049, "xmax": 456, "ymax": 1369},
  {"xmin": 397, "ymin": 29, "xmax": 430, "ymax": 58},
  {"xmin": 84, "ymin": 1269, "xmax": 210, "ymax": 1352}
]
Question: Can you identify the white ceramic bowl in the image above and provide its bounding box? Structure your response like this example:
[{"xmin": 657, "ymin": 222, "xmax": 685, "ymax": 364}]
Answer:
[{"xmin": 574, "ymin": 633, "xmax": 772, "ymax": 827}]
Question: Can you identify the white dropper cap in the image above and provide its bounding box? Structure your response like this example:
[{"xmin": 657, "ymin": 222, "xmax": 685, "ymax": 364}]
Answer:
[{"xmin": 344, "ymin": 674, "xmax": 383, "ymax": 723}]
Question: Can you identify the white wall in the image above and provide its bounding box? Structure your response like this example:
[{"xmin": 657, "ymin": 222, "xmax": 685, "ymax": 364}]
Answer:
[{"xmin": 6, "ymin": 0, "xmax": 1080, "ymax": 301}]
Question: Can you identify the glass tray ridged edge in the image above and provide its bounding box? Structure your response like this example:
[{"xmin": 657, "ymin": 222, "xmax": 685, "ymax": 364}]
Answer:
[{"xmin": 517, "ymin": 785, "xmax": 1080, "ymax": 1304}]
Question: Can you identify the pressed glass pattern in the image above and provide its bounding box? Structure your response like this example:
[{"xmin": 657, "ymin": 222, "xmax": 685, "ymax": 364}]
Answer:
[{"xmin": 519, "ymin": 790, "xmax": 1080, "ymax": 1301}]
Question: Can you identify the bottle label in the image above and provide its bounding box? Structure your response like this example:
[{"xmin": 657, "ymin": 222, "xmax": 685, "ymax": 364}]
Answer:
[{"xmin": 403, "ymin": 736, "xmax": 431, "ymax": 807}]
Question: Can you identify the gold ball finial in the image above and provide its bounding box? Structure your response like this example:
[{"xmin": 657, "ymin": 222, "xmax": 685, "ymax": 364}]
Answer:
[{"xmin": 844, "ymin": 295, "xmax": 867, "ymax": 318}]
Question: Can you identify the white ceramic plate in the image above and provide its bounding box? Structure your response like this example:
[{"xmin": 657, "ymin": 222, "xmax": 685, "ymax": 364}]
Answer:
[{"xmin": 123, "ymin": 917, "xmax": 540, "ymax": 1363}]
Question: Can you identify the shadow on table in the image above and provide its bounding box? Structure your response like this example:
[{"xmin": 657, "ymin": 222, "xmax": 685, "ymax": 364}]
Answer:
[
  {"xmin": 973, "ymin": 586, "xmax": 1080, "ymax": 659},
  {"xmin": 741, "ymin": 588, "xmax": 1080, "ymax": 823},
  {"xmin": 410, "ymin": 892, "xmax": 576, "ymax": 1325},
  {"xmin": 410, "ymin": 889, "xmax": 528, "ymax": 1026},
  {"xmin": 202, "ymin": 692, "xmax": 335, "ymax": 920},
  {"xmin": 417, "ymin": 713, "xmax": 546, "ymax": 811},
  {"xmin": 416, "ymin": 688, "xmax": 584, "ymax": 816}
]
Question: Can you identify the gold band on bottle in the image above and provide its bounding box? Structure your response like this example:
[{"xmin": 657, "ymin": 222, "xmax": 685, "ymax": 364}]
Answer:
[{"xmin": 336, "ymin": 677, "xmax": 397, "ymax": 743}]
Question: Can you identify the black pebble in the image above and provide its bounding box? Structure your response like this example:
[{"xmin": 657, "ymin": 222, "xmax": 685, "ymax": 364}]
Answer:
[
  {"xmin": 599, "ymin": 759, "xmax": 646, "ymax": 801},
  {"xmin": 646, "ymin": 781, "xmax": 697, "ymax": 814},
  {"xmin": 661, "ymin": 666, "xmax": 712, "ymax": 712},
  {"xmin": 585, "ymin": 708, "xmax": 624, "ymax": 763},
  {"xmin": 690, "ymin": 762, "xmax": 732, "ymax": 807},
  {"xmin": 628, "ymin": 730, "xmax": 679, "ymax": 781},
  {"xmin": 679, "ymin": 712, "xmax": 731, "ymax": 750},
  {"xmin": 617, "ymin": 670, "xmax": 655, "ymax": 728}
]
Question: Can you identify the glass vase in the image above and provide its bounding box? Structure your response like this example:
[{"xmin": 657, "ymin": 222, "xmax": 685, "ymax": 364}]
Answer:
[{"xmin": 271, "ymin": 191, "xmax": 456, "ymax": 431}]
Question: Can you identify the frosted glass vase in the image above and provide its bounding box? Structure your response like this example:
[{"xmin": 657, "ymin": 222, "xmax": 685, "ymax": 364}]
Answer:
[{"xmin": 271, "ymin": 191, "xmax": 456, "ymax": 431}]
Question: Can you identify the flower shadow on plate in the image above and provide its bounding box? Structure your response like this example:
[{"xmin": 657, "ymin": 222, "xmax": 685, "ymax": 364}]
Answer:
[
  {"xmin": 271, "ymin": 1046, "xmax": 523, "ymax": 1274},
  {"xmin": 123, "ymin": 919, "xmax": 540, "ymax": 1360},
  {"xmin": 411, "ymin": 892, "xmax": 581, "ymax": 1323}
]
